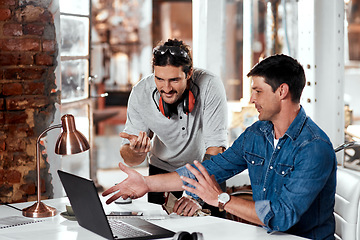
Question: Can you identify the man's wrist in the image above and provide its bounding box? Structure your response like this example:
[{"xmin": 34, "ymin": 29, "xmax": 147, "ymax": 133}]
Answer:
[
  {"xmin": 143, "ymin": 176, "xmax": 152, "ymax": 192},
  {"xmin": 218, "ymin": 192, "xmax": 231, "ymax": 211}
]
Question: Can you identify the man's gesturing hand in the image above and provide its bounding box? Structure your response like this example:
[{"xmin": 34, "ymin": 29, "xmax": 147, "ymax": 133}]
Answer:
[
  {"xmin": 180, "ymin": 160, "xmax": 222, "ymax": 207},
  {"xmin": 102, "ymin": 162, "xmax": 149, "ymax": 204},
  {"xmin": 120, "ymin": 131, "xmax": 151, "ymax": 154},
  {"xmin": 173, "ymin": 196, "xmax": 202, "ymax": 216}
]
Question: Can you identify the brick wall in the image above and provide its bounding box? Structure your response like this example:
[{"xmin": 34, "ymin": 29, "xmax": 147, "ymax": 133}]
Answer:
[{"xmin": 0, "ymin": 0, "xmax": 59, "ymax": 203}]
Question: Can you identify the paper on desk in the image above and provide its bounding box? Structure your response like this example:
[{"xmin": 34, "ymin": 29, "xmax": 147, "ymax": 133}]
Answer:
[{"xmin": 0, "ymin": 216, "xmax": 43, "ymax": 229}]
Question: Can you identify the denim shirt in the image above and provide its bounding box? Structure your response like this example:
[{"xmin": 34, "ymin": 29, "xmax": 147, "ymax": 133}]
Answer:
[{"xmin": 176, "ymin": 107, "xmax": 337, "ymax": 240}]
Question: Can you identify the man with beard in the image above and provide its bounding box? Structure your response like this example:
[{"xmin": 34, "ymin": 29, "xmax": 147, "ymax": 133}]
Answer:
[{"xmin": 118, "ymin": 39, "xmax": 228, "ymax": 217}]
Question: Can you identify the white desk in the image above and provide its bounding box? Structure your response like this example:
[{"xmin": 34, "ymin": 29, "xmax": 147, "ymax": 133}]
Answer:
[{"xmin": 0, "ymin": 197, "xmax": 305, "ymax": 240}]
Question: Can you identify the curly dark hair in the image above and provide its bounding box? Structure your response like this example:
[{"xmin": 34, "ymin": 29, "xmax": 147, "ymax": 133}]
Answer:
[{"xmin": 152, "ymin": 39, "xmax": 193, "ymax": 76}]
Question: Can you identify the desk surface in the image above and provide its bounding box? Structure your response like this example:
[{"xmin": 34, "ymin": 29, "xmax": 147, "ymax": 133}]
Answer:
[{"xmin": 0, "ymin": 197, "xmax": 305, "ymax": 240}]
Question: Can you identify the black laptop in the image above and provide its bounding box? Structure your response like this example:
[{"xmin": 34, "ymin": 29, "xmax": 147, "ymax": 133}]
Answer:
[{"xmin": 58, "ymin": 170, "xmax": 175, "ymax": 240}]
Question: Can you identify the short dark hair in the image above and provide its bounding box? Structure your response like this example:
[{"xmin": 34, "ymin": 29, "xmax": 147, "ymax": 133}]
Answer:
[
  {"xmin": 152, "ymin": 39, "xmax": 193, "ymax": 76},
  {"xmin": 247, "ymin": 54, "xmax": 306, "ymax": 103}
]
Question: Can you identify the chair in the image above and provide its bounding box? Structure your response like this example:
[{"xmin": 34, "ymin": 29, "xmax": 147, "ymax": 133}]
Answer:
[{"xmin": 334, "ymin": 167, "xmax": 360, "ymax": 240}]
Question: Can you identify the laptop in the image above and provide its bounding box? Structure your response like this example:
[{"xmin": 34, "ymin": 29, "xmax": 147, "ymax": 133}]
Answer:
[{"xmin": 58, "ymin": 170, "xmax": 175, "ymax": 240}]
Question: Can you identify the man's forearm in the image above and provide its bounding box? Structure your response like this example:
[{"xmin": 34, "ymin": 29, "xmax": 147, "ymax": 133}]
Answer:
[
  {"xmin": 145, "ymin": 172, "xmax": 184, "ymax": 192},
  {"xmin": 120, "ymin": 144, "xmax": 147, "ymax": 166},
  {"xmin": 225, "ymin": 196, "xmax": 264, "ymax": 226}
]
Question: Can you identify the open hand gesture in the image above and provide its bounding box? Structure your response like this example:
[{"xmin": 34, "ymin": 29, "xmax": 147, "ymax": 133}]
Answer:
[{"xmin": 102, "ymin": 162, "xmax": 149, "ymax": 204}]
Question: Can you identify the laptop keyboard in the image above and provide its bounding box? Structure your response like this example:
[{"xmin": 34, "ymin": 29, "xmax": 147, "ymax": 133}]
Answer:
[{"xmin": 109, "ymin": 219, "xmax": 152, "ymax": 238}]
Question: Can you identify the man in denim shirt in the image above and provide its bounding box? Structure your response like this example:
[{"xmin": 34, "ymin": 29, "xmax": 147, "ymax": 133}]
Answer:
[{"xmin": 103, "ymin": 54, "xmax": 337, "ymax": 239}]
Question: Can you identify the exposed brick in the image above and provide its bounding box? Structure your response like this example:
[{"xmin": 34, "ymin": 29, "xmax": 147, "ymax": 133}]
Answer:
[
  {"xmin": 0, "ymin": 39, "xmax": 41, "ymax": 51},
  {"xmin": 0, "ymin": 98, "xmax": 4, "ymax": 110},
  {"xmin": 42, "ymin": 24, "xmax": 55, "ymax": 39},
  {"xmin": 5, "ymin": 170, "xmax": 21, "ymax": 183},
  {"xmin": 1, "ymin": 0, "xmax": 58, "ymax": 204},
  {"xmin": 13, "ymin": 152, "xmax": 32, "ymax": 164},
  {"xmin": 8, "ymin": 124, "xmax": 33, "ymax": 138},
  {"xmin": 21, "ymin": 177, "xmax": 46, "ymax": 195},
  {"xmin": 3, "ymin": 82, "xmax": 22, "ymax": 95},
  {"xmin": 3, "ymin": 23, "xmax": 23, "ymax": 36},
  {"xmin": 0, "ymin": 153, "xmax": 12, "ymax": 167},
  {"xmin": 0, "ymin": 169, "xmax": 3, "ymax": 181},
  {"xmin": 0, "ymin": 53, "xmax": 34, "ymax": 66},
  {"xmin": 23, "ymin": 24, "xmax": 44, "ymax": 36},
  {"xmin": 39, "ymin": 10, "xmax": 53, "ymax": 23},
  {"xmin": 6, "ymin": 138, "xmax": 26, "ymax": 151},
  {"xmin": 20, "ymin": 182, "xmax": 35, "ymax": 195},
  {"xmin": 4, "ymin": 111, "xmax": 28, "ymax": 124},
  {"xmin": 0, "ymin": 184, "xmax": 14, "ymax": 197},
  {"xmin": 0, "ymin": 111, "xmax": 4, "ymax": 123},
  {"xmin": 0, "ymin": 0, "xmax": 16, "ymax": 6},
  {"xmin": 35, "ymin": 53, "xmax": 53, "ymax": 66},
  {"xmin": 0, "ymin": 139, "xmax": 4, "ymax": 151},
  {"xmin": 0, "ymin": 8, "xmax": 11, "ymax": 21},
  {"xmin": 6, "ymin": 95, "xmax": 49, "ymax": 110},
  {"xmin": 24, "ymin": 82, "xmax": 44, "ymax": 95},
  {"xmin": 15, "ymin": 5, "xmax": 45, "ymax": 23},
  {"xmin": 4, "ymin": 68, "xmax": 45, "ymax": 80},
  {"xmin": 42, "ymin": 40, "xmax": 56, "ymax": 52}
]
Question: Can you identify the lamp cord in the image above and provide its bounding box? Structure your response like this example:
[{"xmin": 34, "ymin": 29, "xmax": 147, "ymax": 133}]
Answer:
[{"xmin": 1, "ymin": 203, "xmax": 22, "ymax": 211}]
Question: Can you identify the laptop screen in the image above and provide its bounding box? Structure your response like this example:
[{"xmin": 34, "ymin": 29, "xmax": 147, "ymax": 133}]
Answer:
[{"xmin": 57, "ymin": 170, "xmax": 175, "ymax": 240}]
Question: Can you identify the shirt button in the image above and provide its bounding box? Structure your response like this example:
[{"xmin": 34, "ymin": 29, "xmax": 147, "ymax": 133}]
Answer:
[
  {"xmin": 277, "ymin": 146, "xmax": 281, "ymax": 149},
  {"xmin": 182, "ymin": 127, "xmax": 185, "ymax": 130},
  {"xmin": 263, "ymin": 188, "xmax": 266, "ymax": 192},
  {"xmin": 180, "ymin": 116, "xmax": 183, "ymax": 119},
  {"xmin": 270, "ymin": 166, "xmax": 273, "ymax": 170},
  {"xmin": 282, "ymin": 171, "xmax": 285, "ymax": 175},
  {"xmin": 252, "ymin": 161, "xmax": 255, "ymax": 164}
]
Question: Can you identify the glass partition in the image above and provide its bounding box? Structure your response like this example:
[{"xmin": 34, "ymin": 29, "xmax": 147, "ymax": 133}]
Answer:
[
  {"xmin": 60, "ymin": 15, "xmax": 89, "ymax": 57},
  {"xmin": 60, "ymin": 0, "xmax": 90, "ymax": 15},
  {"xmin": 60, "ymin": 59, "xmax": 89, "ymax": 102}
]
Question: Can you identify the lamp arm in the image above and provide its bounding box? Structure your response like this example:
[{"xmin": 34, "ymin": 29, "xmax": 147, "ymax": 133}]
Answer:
[{"xmin": 35, "ymin": 124, "xmax": 62, "ymax": 203}]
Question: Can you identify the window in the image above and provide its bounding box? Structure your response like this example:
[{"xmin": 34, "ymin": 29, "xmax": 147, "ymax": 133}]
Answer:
[{"xmin": 60, "ymin": 0, "xmax": 90, "ymax": 103}]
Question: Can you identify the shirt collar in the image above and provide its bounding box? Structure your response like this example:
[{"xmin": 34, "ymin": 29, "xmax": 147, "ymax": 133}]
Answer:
[{"xmin": 260, "ymin": 105, "xmax": 307, "ymax": 141}]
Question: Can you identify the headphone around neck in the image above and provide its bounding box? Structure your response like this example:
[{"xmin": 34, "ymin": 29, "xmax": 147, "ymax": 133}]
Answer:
[{"xmin": 152, "ymin": 81, "xmax": 199, "ymax": 119}]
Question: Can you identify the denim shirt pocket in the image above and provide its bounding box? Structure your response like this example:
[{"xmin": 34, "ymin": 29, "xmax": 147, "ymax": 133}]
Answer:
[
  {"xmin": 274, "ymin": 163, "xmax": 293, "ymax": 195},
  {"xmin": 243, "ymin": 151, "xmax": 265, "ymax": 185}
]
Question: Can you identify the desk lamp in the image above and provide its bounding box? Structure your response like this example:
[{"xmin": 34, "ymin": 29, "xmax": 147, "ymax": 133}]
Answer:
[{"xmin": 22, "ymin": 114, "xmax": 90, "ymax": 218}]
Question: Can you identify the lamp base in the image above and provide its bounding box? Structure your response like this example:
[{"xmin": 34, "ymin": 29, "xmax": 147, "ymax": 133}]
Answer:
[{"xmin": 22, "ymin": 201, "xmax": 57, "ymax": 218}]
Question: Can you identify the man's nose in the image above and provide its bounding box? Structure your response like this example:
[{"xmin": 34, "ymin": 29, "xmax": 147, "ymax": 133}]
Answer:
[
  {"xmin": 163, "ymin": 81, "xmax": 172, "ymax": 92},
  {"xmin": 250, "ymin": 93, "xmax": 256, "ymax": 103}
]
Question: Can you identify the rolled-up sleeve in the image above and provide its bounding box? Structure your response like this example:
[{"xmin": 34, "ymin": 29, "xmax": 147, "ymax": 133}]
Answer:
[
  {"xmin": 255, "ymin": 200, "xmax": 275, "ymax": 232},
  {"xmin": 175, "ymin": 165, "xmax": 199, "ymax": 199}
]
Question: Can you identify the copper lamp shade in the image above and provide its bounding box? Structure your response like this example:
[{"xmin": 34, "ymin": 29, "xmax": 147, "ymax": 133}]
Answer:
[
  {"xmin": 55, "ymin": 114, "xmax": 90, "ymax": 155},
  {"xmin": 22, "ymin": 114, "xmax": 90, "ymax": 218}
]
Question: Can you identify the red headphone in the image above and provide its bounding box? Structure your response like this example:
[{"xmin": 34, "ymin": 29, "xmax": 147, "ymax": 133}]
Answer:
[{"xmin": 153, "ymin": 88, "xmax": 196, "ymax": 119}]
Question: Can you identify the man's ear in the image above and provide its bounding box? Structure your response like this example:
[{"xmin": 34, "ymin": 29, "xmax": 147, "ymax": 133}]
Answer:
[
  {"xmin": 186, "ymin": 68, "xmax": 193, "ymax": 80},
  {"xmin": 278, "ymin": 83, "xmax": 289, "ymax": 100}
]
